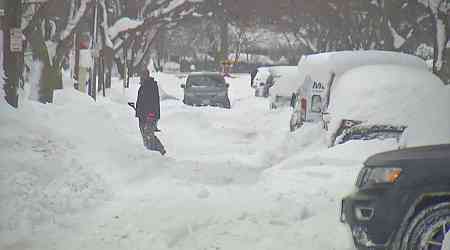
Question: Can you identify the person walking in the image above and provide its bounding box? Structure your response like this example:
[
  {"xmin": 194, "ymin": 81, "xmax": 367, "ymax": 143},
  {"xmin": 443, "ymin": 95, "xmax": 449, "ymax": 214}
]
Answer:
[
  {"xmin": 250, "ymin": 68, "xmax": 258, "ymax": 87},
  {"xmin": 136, "ymin": 69, "xmax": 166, "ymax": 155}
]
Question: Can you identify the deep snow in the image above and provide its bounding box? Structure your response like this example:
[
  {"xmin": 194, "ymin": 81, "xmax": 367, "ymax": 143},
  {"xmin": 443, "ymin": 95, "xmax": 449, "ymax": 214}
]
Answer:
[
  {"xmin": 444, "ymin": 232, "xmax": 450, "ymax": 250},
  {"xmin": 0, "ymin": 71, "xmax": 447, "ymax": 250}
]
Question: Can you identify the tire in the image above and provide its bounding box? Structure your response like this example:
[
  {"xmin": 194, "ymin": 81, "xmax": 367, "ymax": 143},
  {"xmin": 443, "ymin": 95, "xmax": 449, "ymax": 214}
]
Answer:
[
  {"xmin": 183, "ymin": 98, "xmax": 192, "ymax": 106},
  {"xmin": 398, "ymin": 202, "xmax": 450, "ymax": 250}
]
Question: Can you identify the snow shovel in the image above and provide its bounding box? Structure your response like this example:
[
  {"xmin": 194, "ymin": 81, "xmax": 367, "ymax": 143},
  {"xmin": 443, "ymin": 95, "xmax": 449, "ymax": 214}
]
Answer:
[
  {"xmin": 128, "ymin": 102, "xmax": 136, "ymax": 111},
  {"xmin": 128, "ymin": 102, "xmax": 161, "ymax": 132}
]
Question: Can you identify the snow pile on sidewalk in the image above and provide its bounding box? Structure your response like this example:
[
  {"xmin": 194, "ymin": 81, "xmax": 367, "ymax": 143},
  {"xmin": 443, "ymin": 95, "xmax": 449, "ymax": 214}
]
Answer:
[{"xmin": 0, "ymin": 97, "xmax": 112, "ymax": 244}]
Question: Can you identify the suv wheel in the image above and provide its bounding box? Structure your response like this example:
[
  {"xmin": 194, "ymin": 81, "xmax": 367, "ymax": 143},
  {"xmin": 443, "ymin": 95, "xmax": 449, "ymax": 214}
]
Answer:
[{"xmin": 399, "ymin": 202, "xmax": 450, "ymax": 250}]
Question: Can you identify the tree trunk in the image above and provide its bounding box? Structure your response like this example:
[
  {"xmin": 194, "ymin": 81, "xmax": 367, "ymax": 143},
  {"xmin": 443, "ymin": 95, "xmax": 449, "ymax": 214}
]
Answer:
[
  {"xmin": 3, "ymin": 0, "xmax": 22, "ymax": 108},
  {"xmin": 432, "ymin": 7, "xmax": 449, "ymax": 84},
  {"xmin": 38, "ymin": 63, "xmax": 61, "ymax": 103},
  {"xmin": 74, "ymin": 32, "xmax": 81, "ymax": 90},
  {"xmin": 28, "ymin": 26, "xmax": 60, "ymax": 103},
  {"xmin": 115, "ymin": 56, "xmax": 125, "ymax": 79},
  {"xmin": 219, "ymin": 18, "xmax": 229, "ymax": 64}
]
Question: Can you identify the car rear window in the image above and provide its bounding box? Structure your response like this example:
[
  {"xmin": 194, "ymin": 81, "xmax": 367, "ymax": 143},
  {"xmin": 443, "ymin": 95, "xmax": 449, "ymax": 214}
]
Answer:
[{"xmin": 188, "ymin": 75, "xmax": 225, "ymax": 87}]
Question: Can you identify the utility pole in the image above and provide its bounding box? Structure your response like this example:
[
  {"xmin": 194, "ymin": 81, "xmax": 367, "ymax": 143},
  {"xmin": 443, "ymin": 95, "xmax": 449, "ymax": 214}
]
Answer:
[
  {"xmin": 90, "ymin": 0, "xmax": 98, "ymax": 100},
  {"xmin": 3, "ymin": 0, "xmax": 22, "ymax": 108},
  {"xmin": 74, "ymin": 0, "xmax": 81, "ymax": 90}
]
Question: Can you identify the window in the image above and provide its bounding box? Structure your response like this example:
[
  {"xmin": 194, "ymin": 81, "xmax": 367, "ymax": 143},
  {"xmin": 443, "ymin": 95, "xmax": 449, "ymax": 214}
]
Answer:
[
  {"xmin": 188, "ymin": 75, "xmax": 225, "ymax": 87},
  {"xmin": 311, "ymin": 95, "xmax": 322, "ymax": 113}
]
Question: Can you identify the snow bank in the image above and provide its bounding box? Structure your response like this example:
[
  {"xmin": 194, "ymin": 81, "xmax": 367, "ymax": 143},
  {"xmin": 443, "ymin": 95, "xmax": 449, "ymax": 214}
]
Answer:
[
  {"xmin": 0, "ymin": 72, "xmax": 428, "ymax": 250},
  {"xmin": 0, "ymin": 98, "xmax": 111, "ymax": 243},
  {"xmin": 327, "ymin": 65, "xmax": 449, "ymax": 147},
  {"xmin": 400, "ymin": 85, "xmax": 450, "ymax": 147}
]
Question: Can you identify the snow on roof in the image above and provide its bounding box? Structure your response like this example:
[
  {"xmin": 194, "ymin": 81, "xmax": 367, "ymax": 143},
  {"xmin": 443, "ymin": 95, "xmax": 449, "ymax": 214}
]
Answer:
[
  {"xmin": 254, "ymin": 67, "xmax": 271, "ymax": 83},
  {"xmin": 299, "ymin": 50, "xmax": 427, "ymax": 75},
  {"xmin": 296, "ymin": 50, "xmax": 428, "ymax": 94},
  {"xmin": 108, "ymin": 17, "xmax": 143, "ymax": 39},
  {"xmin": 327, "ymin": 65, "xmax": 449, "ymax": 147}
]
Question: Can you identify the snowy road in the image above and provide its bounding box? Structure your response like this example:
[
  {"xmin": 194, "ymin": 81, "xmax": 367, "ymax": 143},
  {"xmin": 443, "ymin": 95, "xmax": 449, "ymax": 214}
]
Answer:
[{"xmin": 0, "ymin": 73, "xmax": 400, "ymax": 250}]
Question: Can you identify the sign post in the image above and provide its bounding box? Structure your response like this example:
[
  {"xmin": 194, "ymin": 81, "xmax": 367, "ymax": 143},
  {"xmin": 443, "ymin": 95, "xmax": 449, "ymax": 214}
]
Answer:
[{"xmin": 10, "ymin": 28, "xmax": 22, "ymax": 52}]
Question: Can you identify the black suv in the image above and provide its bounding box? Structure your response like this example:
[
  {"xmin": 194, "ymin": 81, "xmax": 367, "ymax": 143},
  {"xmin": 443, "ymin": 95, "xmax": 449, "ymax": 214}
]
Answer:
[{"xmin": 341, "ymin": 144, "xmax": 450, "ymax": 250}]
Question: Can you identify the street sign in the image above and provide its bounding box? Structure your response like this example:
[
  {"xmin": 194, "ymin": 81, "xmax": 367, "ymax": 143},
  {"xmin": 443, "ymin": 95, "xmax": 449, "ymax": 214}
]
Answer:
[{"xmin": 10, "ymin": 28, "xmax": 23, "ymax": 52}]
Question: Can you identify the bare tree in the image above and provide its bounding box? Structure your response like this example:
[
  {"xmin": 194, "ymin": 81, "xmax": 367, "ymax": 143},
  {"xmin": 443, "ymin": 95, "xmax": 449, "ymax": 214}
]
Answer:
[{"xmin": 22, "ymin": 0, "xmax": 94, "ymax": 103}]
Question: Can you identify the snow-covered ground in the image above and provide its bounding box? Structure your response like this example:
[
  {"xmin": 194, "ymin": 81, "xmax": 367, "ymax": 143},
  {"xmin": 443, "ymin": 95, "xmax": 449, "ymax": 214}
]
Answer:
[
  {"xmin": 0, "ymin": 72, "xmax": 446, "ymax": 250},
  {"xmin": 444, "ymin": 232, "xmax": 450, "ymax": 250}
]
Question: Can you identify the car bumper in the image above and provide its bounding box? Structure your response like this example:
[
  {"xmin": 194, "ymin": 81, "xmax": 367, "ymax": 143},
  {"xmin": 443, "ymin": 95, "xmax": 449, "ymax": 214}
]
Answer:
[
  {"xmin": 255, "ymin": 87, "xmax": 268, "ymax": 97},
  {"xmin": 341, "ymin": 189, "xmax": 408, "ymax": 249},
  {"xmin": 184, "ymin": 96, "xmax": 228, "ymax": 106}
]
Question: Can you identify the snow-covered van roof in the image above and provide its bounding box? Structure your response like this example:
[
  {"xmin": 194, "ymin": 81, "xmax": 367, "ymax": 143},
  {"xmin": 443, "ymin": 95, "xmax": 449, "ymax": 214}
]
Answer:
[
  {"xmin": 296, "ymin": 50, "xmax": 428, "ymax": 93},
  {"xmin": 298, "ymin": 50, "xmax": 427, "ymax": 75},
  {"xmin": 327, "ymin": 64, "xmax": 449, "ymax": 147}
]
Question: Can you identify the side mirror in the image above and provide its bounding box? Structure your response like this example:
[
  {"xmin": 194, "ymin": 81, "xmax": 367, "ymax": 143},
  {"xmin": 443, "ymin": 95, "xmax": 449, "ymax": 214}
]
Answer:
[
  {"xmin": 225, "ymin": 83, "xmax": 230, "ymax": 88},
  {"xmin": 181, "ymin": 84, "xmax": 186, "ymax": 89}
]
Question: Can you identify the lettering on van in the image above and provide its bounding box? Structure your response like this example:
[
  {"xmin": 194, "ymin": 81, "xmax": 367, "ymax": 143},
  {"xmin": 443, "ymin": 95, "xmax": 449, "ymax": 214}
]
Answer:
[{"xmin": 312, "ymin": 81, "xmax": 325, "ymax": 90}]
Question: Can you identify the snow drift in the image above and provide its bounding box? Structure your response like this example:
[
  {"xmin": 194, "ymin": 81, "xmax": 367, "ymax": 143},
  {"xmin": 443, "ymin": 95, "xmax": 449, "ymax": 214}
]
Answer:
[
  {"xmin": 327, "ymin": 65, "xmax": 450, "ymax": 147},
  {"xmin": 0, "ymin": 71, "xmax": 442, "ymax": 250}
]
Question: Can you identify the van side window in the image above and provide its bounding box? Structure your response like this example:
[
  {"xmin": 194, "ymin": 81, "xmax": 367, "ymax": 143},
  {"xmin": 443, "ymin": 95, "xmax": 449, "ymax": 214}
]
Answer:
[{"xmin": 311, "ymin": 95, "xmax": 322, "ymax": 113}]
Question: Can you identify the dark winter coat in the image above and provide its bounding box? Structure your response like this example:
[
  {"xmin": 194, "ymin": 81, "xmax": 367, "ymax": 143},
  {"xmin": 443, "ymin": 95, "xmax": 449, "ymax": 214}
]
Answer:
[
  {"xmin": 136, "ymin": 77, "xmax": 161, "ymax": 121},
  {"xmin": 250, "ymin": 69, "xmax": 258, "ymax": 87}
]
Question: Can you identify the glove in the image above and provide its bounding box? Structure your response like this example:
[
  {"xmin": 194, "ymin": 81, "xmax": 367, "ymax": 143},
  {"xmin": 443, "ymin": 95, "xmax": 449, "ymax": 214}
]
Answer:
[{"xmin": 147, "ymin": 112, "xmax": 156, "ymax": 122}]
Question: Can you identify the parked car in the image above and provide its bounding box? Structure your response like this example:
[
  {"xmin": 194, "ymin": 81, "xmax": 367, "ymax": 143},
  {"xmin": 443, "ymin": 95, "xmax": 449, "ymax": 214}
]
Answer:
[
  {"xmin": 340, "ymin": 144, "xmax": 450, "ymax": 250},
  {"xmin": 289, "ymin": 50, "xmax": 428, "ymax": 132},
  {"xmin": 181, "ymin": 72, "xmax": 231, "ymax": 108},
  {"xmin": 252, "ymin": 67, "xmax": 273, "ymax": 97},
  {"xmin": 266, "ymin": 66, "xmax": 299, "ymax": 109},
  {"xmin": 325, "ymin": 65, "xmax": 446, "ymax": 147}
]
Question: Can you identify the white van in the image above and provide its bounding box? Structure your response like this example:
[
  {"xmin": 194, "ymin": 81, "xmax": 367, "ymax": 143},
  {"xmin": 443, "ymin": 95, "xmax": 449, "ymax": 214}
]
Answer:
[
  {"xmin": 265, "ymin": 66, "xmax": 298, "ymax": 109},
  {"xmin": 289, "ymin": 50, "xmax": 428, "ymax": 131}
]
